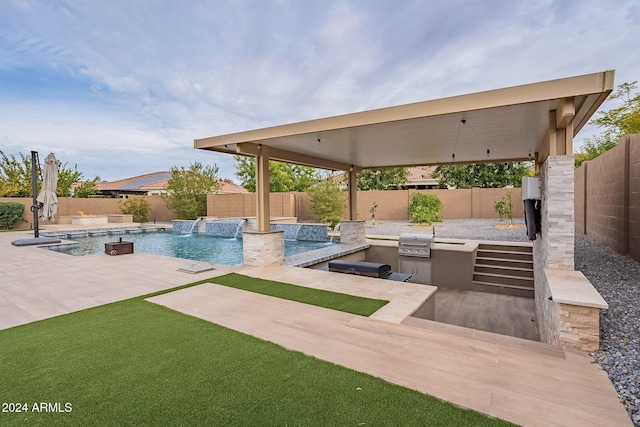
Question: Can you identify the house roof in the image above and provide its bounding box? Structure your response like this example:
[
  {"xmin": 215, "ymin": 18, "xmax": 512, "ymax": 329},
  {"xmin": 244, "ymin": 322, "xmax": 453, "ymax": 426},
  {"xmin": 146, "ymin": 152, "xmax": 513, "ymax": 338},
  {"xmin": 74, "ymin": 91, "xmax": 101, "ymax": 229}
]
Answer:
[
  {"xmin": 97, "ymin": 171, "xmax": 172, "ymax": 191},
  {"xmin": 96, "ymin": 172, "xmax": 248, "ymax": 193},
  {"xmin": 195, "ymin": 71, "xmax": 615, "ymax": 170}
]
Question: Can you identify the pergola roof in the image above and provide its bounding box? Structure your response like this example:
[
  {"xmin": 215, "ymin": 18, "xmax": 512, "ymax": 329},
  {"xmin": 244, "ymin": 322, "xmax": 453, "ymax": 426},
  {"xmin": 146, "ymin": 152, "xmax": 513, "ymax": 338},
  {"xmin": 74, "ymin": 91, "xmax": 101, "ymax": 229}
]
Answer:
[{"xmin": 195, "ymin": 70, "xmax": 614, "ymax": 170}]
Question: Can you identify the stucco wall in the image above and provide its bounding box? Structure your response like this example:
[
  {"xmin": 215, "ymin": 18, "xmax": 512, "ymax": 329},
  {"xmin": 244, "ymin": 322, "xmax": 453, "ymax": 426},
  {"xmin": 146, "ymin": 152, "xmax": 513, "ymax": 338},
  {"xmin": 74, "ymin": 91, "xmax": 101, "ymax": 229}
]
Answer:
[{"xmin": 575, "ymin": 133, "xmax": 640, "ymax": 262}]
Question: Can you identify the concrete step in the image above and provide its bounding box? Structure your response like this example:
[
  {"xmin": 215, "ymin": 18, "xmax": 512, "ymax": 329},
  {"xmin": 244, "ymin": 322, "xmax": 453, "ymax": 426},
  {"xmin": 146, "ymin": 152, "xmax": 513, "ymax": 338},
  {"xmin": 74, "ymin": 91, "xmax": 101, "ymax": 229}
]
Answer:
[
  {"xmin": 474, "ymin": 264, "xmax": 534, "ymax": 278},
  {"xmin": 469, "ymin": 280, "xmax": 535, "ymax": 298},
  {"xmin": 478, "ymin": 243, "xmax": 532, "ymax": 253},
  {"xmin": 472, "ymin": 272, "xmax": 534, "ymax": 288},
  {"xmin": 477, "ymin": 249, "xmax": 533, "ymax": 262},
  {"xmin": 400, "ymin": 316, "xmax": 564, "ymax": 358},
  {"xmin": 475, "ymin": 256, "xmax": 533, "ymax": 268}
]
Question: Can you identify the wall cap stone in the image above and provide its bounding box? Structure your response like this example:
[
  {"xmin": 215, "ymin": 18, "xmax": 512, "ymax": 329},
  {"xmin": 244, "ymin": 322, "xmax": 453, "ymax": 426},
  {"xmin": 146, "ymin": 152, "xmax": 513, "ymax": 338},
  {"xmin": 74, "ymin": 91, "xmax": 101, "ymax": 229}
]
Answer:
[{"xmin": 545, "ymin": 268, "xmax": 608, "ymax": 309}]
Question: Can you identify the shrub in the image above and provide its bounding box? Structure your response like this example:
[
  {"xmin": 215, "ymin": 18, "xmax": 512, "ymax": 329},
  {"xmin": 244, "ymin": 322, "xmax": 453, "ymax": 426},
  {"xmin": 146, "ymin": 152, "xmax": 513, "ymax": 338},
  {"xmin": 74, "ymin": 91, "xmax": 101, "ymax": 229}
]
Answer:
[
  {"xmin": 0, "ymin": 202, "xmax": 25, "ymax": 229},
  {"xmin": 408, "ymin": 193, "xmax": 442, "ymax": 225},
  {"xmin": 119, "ymin": 197, "xmax": 151, "ymax": 223},
  {"xmin": 369, "ymin": 201, "xmax": 378, "ymax": 225},
  {"xmin": 306, "ymin": 175, "xmax": 346, "ymax": 228}
]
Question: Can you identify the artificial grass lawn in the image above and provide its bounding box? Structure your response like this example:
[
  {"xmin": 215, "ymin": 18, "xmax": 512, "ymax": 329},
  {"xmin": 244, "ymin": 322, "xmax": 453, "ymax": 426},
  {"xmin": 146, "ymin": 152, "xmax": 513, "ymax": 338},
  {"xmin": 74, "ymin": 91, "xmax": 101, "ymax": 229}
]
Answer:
[
  {"xmin": 0, "ymin": 286, "xmax": 513, "ymax": 426},
  {"xmin": 206, "ymin": 273, "xmax": 389, "ymax": 316}
]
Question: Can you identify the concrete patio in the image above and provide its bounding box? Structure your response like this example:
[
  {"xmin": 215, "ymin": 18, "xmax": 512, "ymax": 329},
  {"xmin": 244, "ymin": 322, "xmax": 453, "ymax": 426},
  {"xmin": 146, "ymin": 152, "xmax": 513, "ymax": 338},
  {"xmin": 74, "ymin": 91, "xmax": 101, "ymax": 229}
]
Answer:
[{"xmin": 0, "ymin": 227, "xmax": 631, "ymax": 426}]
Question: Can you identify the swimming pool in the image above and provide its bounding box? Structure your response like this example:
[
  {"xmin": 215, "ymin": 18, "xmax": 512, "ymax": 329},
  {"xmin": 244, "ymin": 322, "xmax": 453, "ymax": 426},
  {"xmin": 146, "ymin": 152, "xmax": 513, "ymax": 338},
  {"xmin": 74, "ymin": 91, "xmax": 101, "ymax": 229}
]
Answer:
[{"xmin": 46, "ymin": 231, "xmax": 335, "ymax": 265}]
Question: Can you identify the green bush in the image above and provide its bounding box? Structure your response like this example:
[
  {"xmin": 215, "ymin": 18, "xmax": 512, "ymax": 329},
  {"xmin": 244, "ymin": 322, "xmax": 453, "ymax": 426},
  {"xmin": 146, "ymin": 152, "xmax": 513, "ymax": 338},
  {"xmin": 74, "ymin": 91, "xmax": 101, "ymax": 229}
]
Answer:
[
  {"xmin": 119, "ymin": 197, "xmax": 151, "ymax": 223},
  {"xmin": 408, "ymin": 193, "xmax": 442, "ymax": 225},
  {"xmin": 306, "ymin": 175, "xmax": 346, "ymax": 228},
  {"xmin": 0, "ymin": 202, "xmax": 25, "ymax": 229}
]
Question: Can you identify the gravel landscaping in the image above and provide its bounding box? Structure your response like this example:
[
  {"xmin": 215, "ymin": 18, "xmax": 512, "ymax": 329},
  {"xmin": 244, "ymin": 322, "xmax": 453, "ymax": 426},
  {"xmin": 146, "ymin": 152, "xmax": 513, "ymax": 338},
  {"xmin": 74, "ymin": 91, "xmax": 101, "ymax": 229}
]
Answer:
[
  {"xmin": 575, "ymin": 233, "xmax": 640, "ymax": 427},
  {"xmin": 365, "ymin": 220, "xmax": 639, "ymax": 426}
]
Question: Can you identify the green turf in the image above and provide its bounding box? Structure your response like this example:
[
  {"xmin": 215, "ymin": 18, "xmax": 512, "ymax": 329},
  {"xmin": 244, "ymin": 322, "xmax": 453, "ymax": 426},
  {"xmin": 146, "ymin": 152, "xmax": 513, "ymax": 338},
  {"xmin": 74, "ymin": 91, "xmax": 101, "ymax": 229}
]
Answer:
[
  {"xmin": 206, "ymin": 272, "xmax": 389, "ymax": 316},
  {"xmin": 0, "ymin": 286, "xmax": 513, "ymax": 426}
]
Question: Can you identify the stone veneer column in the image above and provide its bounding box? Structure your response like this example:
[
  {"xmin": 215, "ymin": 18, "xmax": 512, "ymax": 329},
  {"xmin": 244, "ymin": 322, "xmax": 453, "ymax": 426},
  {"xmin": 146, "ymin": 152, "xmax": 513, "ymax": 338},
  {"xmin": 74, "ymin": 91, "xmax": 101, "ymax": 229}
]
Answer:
[
  {"xmin": 339, "ymin": 220, "xmax": 366, "ymax": 244},
  {"xmin": 540, "ymin": 155, "xmax": 576, "ymax": 269},
  {"xmin": 533, "ymin": 155, "xmax": 577, "ymax": 347},
  {"xmin": 242, "ymin": 230, "xmax": 284, "ymax": 266}
]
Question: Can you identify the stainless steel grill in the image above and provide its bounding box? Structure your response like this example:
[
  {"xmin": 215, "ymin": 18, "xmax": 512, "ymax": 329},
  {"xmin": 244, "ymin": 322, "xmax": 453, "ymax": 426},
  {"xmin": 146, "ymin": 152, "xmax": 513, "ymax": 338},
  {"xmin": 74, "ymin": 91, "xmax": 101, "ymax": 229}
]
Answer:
[{"xmin": 398, "ymin": 233, "xmax": 434, "ymax": 258}]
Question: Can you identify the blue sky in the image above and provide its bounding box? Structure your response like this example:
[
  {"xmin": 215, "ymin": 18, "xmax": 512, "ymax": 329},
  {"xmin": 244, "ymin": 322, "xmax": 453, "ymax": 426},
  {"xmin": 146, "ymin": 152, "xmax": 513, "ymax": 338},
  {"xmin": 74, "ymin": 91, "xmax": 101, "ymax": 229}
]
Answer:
[{"xmin": 1, "ymin": 0, "xmax": 639, "ymax": 182}]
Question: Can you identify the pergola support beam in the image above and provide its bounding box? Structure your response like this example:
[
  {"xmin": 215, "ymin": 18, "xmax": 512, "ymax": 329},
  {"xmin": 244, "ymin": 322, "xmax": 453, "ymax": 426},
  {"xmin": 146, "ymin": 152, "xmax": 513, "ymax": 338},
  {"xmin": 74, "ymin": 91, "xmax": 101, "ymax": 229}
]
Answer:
[
  {"xmin": 255, "ymin": 144, "xmax": 270, "ymax": 231},
  {"xmin": 348, "ymin": 167, "xmax": 357, "ymax": 220},
  {"xmin": 237, "ymin": 142, "xmax": 353, "ymax": 171}
]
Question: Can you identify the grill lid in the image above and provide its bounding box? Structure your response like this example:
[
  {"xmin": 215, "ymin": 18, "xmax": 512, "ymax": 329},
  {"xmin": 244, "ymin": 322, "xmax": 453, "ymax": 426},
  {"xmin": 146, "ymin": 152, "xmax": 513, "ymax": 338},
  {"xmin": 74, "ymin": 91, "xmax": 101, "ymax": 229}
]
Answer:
[{"xmin": 398, "ymin": 233, "xmax": 434, "ymax": 258}]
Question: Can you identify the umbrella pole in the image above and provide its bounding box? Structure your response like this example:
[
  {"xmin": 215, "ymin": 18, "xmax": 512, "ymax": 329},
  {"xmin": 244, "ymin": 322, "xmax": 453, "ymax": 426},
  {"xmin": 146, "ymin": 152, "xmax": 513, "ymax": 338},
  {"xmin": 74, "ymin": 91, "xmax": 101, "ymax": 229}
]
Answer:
[{"xmin": 31, "ymin": 151, "xmax": 40, "ymax": 238}]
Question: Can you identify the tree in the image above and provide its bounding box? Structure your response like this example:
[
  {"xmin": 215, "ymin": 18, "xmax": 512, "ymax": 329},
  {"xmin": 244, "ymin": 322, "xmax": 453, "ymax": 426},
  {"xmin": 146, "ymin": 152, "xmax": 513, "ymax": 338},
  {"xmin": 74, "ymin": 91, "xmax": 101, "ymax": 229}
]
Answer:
[
  {"xmin": 0, "ymin": 150, "xmax": 84, "ymax": 197},
  {"xmin": 432, "ymin": 162, "xmax": 532, "ymax": 189},
  {"xmin": 234, "ymin": 156, "xmax": 318, "ymax": 192},
  {"xmin": 575, "ymin": 81, "xmax": 640, "ymax": 167},
  {"xmin": 306, "ymin": 172, "xmax": 346, "ymax": 228},
  {"xmin": 494, "ymin": 189, "xmax": 514, "ymax": 225},
  {"xmin": 161, "ymin": 162, "xmax": 221, "ymax": 220},
  {"xmin": 356, "ymin": 167, "xmax": 408, "ymax": 190},
  {"xmin": 73, "ymin": 178, "xmax": 100, "ymax": 198}
]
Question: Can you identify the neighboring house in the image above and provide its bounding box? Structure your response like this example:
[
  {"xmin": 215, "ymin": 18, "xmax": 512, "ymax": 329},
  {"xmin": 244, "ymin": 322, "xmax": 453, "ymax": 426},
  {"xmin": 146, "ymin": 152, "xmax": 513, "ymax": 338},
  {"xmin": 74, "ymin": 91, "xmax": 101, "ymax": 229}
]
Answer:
[
  {"xmin": 94, "ymin": 171, "xmax": 247, "ymax": 198},
  {"xmin": 402, "ymin": 166, "xmax": 439, "ymax": 190},
  {"xmin": 334, "ymin": 166, "xmax": 440, "ymax": 190}
]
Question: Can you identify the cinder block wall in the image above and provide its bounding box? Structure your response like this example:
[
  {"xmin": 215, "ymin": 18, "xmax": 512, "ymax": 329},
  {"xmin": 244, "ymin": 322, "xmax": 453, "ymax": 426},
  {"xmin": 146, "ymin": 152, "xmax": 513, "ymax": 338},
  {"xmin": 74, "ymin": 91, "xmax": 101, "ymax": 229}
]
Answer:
[
  {"xmin": 283, "ymin": 188, "xmax": 523, "ymax": 222},
  {"xmin": 1, "ymin": 195, "xmax": 174, "ymax": 228},
  {"xmin": 575, "ymin": 133, "xmax": 640, "ymax": 262}
]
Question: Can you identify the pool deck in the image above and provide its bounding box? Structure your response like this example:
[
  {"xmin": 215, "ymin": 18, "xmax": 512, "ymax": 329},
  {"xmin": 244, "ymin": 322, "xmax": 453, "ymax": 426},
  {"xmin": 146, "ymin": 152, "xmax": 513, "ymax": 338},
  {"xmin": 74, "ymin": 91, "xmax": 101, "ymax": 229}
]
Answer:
[{"xmin": 0, "ymin": 226, "xmax": 632, "ymax": 426}]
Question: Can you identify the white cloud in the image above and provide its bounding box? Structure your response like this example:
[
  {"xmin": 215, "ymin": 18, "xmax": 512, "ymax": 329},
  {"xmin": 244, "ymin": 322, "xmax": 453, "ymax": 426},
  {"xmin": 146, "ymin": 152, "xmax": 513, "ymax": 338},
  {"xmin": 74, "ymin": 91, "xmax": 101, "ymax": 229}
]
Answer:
[{"xmin": 1, "ymin": 0, "xmax": 640, "ymax": 180}]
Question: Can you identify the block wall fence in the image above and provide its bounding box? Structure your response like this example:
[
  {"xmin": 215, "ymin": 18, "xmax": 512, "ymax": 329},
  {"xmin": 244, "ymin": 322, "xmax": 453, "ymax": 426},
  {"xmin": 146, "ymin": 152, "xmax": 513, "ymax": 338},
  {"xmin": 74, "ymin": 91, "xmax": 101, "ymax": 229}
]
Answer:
[
  {"xmin": 208, "ymin": 188, "xmax": 524, "ymax": 221},
  {"xmin": 2, "ymin": 187, "xmax": 523, "ymax": 229},
  {"xmin": 575, "ymin": 133, "xmax": 640, "ymax": 262},
  {"xmin": 0, "ymin": 195, "xmax": 174, "ymax": 229}
]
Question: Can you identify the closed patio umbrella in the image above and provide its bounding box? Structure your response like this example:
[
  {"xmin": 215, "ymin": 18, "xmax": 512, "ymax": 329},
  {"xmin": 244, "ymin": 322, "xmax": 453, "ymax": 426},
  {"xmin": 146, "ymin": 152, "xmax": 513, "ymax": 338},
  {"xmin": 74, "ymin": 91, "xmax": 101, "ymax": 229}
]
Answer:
[{"xmin": 36, "ymin": 153, "xmax": 59, "ymax": 222}]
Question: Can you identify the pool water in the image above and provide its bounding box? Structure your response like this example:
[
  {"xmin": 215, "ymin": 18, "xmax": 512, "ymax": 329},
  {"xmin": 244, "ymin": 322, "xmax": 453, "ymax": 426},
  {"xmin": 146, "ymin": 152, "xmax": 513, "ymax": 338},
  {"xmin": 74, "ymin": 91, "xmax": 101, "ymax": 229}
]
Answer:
[{"xmin": 47, "ymin": 232, "xmax": 334, "ymax": 265}]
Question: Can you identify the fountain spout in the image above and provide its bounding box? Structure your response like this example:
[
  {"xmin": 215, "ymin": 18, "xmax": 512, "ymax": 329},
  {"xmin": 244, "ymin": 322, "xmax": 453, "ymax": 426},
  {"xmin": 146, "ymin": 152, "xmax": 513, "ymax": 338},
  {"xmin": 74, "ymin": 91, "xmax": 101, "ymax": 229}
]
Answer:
[
  {"xmin": 329, "ymin": 222, "xmax": 341, "ymax": 243},
  {"xmin": 233, "ymin": 218, "xmax": 247, "ymax": 239},
  {"xmin": 189, "ymin": 217, "xmax": 205, "ymax": 235}
]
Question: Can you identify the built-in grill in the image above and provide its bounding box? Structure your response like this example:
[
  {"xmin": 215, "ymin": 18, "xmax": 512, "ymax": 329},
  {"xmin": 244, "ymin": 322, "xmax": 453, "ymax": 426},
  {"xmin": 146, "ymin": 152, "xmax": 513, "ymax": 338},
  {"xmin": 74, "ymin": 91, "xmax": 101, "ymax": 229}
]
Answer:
[{"xmin": 398, "ymin": 233, "xmax": 434, "ymax": 258}]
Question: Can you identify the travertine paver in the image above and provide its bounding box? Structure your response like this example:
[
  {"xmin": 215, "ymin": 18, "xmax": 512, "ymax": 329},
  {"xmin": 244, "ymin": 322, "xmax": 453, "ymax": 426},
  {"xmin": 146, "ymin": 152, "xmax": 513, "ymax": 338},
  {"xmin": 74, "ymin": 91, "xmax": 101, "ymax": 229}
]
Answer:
[{"xmin": 149, "ymin": 277, "xmax": 631, "ymax": 427}]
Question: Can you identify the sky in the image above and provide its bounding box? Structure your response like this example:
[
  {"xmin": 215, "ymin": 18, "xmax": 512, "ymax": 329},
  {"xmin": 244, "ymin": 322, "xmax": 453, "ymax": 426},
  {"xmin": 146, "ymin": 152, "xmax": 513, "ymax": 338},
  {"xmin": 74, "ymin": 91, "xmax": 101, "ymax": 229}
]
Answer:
[{"xmin": 1, "ymin": 0, "xmax": 639, "ymax": 183}]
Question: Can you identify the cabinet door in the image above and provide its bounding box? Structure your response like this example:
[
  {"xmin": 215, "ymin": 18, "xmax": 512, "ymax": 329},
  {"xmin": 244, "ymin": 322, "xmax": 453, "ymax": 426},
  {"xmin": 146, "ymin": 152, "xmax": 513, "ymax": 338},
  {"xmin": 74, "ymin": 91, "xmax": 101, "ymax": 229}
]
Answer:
[{"xmin": 398, "ymin": 258, "xmax": 431, "ymax": 284}]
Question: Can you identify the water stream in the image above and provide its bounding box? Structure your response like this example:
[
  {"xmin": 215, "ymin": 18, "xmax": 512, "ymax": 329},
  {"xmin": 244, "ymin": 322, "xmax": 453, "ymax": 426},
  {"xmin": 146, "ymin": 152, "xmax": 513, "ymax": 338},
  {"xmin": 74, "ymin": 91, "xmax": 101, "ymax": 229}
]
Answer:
[{"xmin": 189, "ymin": 217, "xmax": 205, "ymax": 234}]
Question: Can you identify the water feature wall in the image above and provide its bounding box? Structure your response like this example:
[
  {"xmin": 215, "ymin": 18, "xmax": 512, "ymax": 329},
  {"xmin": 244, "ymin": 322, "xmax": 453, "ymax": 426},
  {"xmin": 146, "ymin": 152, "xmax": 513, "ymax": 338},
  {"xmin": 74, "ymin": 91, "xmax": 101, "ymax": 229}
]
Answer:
[
  {"xmin": 206, "ymin": 219, "xmax": 247, "ymax": 238},
  {"xmin": 271, "ymin": 223, "xmax": 329, "ymax": 241},
  {"xmin": 172, "ymin": 220, "xmax": 195, "ymax": 234},
  {"xmin": 172, "ymin": 219, "xmax": 329, "ymax": 241}
]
